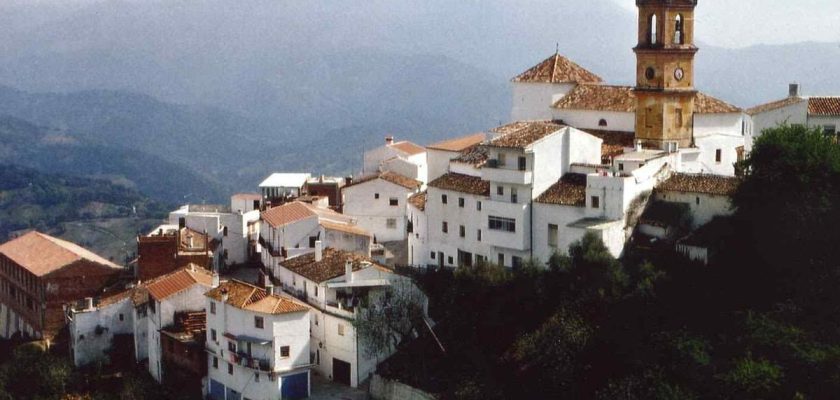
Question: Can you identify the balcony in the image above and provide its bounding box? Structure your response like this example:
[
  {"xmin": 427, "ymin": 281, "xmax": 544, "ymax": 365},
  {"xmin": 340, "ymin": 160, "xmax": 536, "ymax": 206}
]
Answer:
[
  {"xmin": 231, "ymin": 352, "xmax": 271, "ymax": 372},
  {"xmin": 481, "ymin": 165, "xmax": 532, "ymax": 185}
]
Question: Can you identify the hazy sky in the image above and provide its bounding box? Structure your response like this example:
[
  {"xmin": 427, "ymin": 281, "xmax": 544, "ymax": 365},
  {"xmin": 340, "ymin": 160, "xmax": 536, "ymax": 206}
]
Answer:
[{"xmin": 613, "ymin": 0, "xmax": 840, "ymax": 48}]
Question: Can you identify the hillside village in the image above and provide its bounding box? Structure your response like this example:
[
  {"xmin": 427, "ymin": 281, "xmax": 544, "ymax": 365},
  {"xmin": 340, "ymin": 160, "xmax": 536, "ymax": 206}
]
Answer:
[{"xmin": 2, "ymin": 1, "xmax": 840, "ymax": 399}]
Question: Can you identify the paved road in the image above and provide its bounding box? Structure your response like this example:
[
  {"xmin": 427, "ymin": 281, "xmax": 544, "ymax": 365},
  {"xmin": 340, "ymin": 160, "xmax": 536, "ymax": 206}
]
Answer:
[{"xmin": 309, "ymin": 374, "xmax": 369, "ymax": 400}]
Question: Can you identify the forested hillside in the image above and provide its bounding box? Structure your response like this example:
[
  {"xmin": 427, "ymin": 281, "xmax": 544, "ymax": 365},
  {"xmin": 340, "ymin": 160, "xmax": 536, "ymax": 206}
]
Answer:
[{"xmin": 0, "ymin": 164, "xmax": 169, "ymax": 261}]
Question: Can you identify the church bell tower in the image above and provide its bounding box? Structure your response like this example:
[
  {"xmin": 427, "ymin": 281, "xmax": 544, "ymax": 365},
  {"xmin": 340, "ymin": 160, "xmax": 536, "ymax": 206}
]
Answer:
[{"xmin": 634, "ymin": 0, "xmax": 698, "ymax": 149}]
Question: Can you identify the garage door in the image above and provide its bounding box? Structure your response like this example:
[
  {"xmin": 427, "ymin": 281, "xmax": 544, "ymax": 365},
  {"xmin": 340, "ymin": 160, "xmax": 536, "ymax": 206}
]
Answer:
[
  {"xmin": 333, "ymin": 358, "xmax": 352, "ymax": 386},
  {"xmin": 281, "ymin": 372, "xmax": 309, "ymax": 399},
  {"xmin": 208, "ymin": 379, "xmax": 225, "ymax": 400}
]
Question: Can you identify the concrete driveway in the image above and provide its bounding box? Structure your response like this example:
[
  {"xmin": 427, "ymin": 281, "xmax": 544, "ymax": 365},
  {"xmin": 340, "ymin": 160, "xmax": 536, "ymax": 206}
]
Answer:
[{"xmin": 309, "ymin": 374, "xmax": 369, "ymax": 400}]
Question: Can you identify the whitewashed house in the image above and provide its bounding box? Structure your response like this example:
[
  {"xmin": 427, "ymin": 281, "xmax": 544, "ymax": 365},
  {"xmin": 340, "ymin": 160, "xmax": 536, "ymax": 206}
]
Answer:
[
  {"xmin": 277, "ymin": 246, "xmax": 423, "ymax": 388},
  {"xmin": 169, "ymin": 196, "xmax": 261, "ymax": 269},
  {"xmin": 363, "ymin": 136, "xmax": 428, "ymax": 184},
  {"xmin": 133, "ymin": 266, "xmax": 214, "ymax": 383},
  {"xmin": 205, "ymin": 280, "xmax": 312, "ymax": 400},
  {"xmin": 652, "ymin": 173, "xmax": 738, "ymax": 229},
  {"xmin": 67, "ymin": 290, "xmax": 135, "ymax": 367},
  {"xmin": 259, "ymin": 201, "xmax": 372, "ymax": 279},
  {"xmin": 341, "ymin": 172, "xmax": 422, "ymax": 243},
  {"xmin": 407, "ymin": 192, "xmax": 428, "ymax": 267},
  {"xmin": 425, "ymin": 133, "xmax": 486, "ymax": 182},
  {"xmin": 748, "ymin": 84, "xmax": 840, "ymax": 144}
]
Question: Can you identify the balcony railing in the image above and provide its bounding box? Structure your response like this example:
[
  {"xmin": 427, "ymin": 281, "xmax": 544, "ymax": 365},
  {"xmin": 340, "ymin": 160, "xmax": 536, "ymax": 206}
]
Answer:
[{"xmin": 231, "ymin": 352, "xmax": 271, "ymax": 372}]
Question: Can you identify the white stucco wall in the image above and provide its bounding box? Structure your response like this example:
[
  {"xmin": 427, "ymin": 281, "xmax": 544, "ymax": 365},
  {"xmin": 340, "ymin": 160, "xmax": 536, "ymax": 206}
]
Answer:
[
  {"xmin": 552, "ymin": 109, "xmax": 635, "ymax": 132},
  {"xmin": 69, "ymin": 297, "xmax": 134, "ymax": 367},
  {"xmin": 426, "ymin": 149, "xmax": 459, "ymax": 182},
  {"xmin": 691, "ymin": 133, "xmax": 745, "ymax": 176},
  {"xmin": 532, "ymin": 203, "xmax": 588, "ymax": 263},
  {"xmin": 146, "ymin": 284, "xmax": 210, "ymax": 383},
  {"xmin": 511, "ymin": 82, "xmax": 576, "ymax": 121},
  {"xmin": 750, "ymin": 100, "xmax": 808, "ymax": 140},
  {"xmin": 654, "ymin": 191, "xmax": 734, "ymax": 229},
  {"xmin": 425, "ymin": 187, "xmax": 491, "ymax": 267},
  {"xmin": 343, "ymin": 179, "xmax": 415, "ymax": 243},
  {"xmin": 407, "ymin": 202, "xmax": 428, "ymax": 267}
]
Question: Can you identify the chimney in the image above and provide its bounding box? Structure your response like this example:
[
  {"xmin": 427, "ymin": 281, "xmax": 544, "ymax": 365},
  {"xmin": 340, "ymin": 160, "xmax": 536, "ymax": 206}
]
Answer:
[
  {"xmin": 635, "ymin": 140, "xmax": 643, "ymax": 152},
  {"xmin": 85, "ymin": 297, "xmax": 94, "ymax": 311},
  {"xmin": 789, "ymin": 83, "xmax": 800, "ymax": 98},
  {"xmin": 385, "ymin": 136, "xmax": 395, "ymax": 145},
  {"xmin": 221, "ymin": 288, "xmax": 229, "ymax": 303},
  {"xmin": 266, "ymin": 283, "xmax": 275, "ymax": 296},
  {"xmin": 345, "ymin": 261, "xmax": 353, "ymax": 283},
  {"xmin": 345, "ymin": 175, "xmax": 353, "ymax": 186},
  {"xmin": 158, "ymin": 228, "xmax": 163, "ymax": 236},
  {"xmin": 315, "ymin": 240, "xmax": 323, "ymax": 262},
  {"xmin": 211, "ymin": 273, "xmax": 220, "ymax": 288}
]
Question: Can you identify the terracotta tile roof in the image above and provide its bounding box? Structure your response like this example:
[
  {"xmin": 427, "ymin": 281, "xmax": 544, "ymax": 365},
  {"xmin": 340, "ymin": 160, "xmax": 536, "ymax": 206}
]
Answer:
[
  {"xmin": 261, "ymin": 201, "xmax": 317, "ymax": 228},
  {"xmin": 555, "ymin": 85, "xmax": 636, "ymax": 112},
  {"xmin": 536, "ymin": 174, "xmax": 588, "ymax": 207},
  {"xmin": 428, "ymin": 173, "xmax": 490, "ymax": 196},
  {"xmin": 552, "ymin": 85, "xmax": 741, "ymax": 114},
  {"xmin": 390, "ymin": 141, "xmax": 426, "ymax": 156},
  {"xmin": 489, "ymin": 121, "xmax": 566, "ymax": 149},
  {"xmin": 206, "ymin": 280, "xmax": 308, "ymax": 315},
  {"xmin": 408, "ymin": 191, "xmax": 427, "ymax": 211},
  {"xmin": 694, "ymin": 92, "xmax": 742, "ymax": 114},
  {"xmin": 427, "ymin": 133, "xmax": 486, "ymax": 152},
  {"xmin": 745, "ymin": 96, "xmax": 805, "ymax": 115},
  {"xmin": 145, "ymin": 266, "xmax": 214, "ymax": 302},
  {"xmin": 280, "ymin": 248, "xmax": 392, "ymax": 284},
  {"xmin": 321, "ymin": 221, "xmax": 372, "ymax": 237},
  {"xmin": 344, "ymin": 171, "xmax": 421, "ymax": 191},
  {"xmin": 512, "ymin": 52, "xmax": 604, "ymax": 84},
  {"xmin": 97, "ymin": 288, "xmax": 134, "ymax": 308},
  {"xmin": 657, "ymin": 173, "xmax": 740, "ymax": 196},
  {"xmin": 579, "ymin": 128, "xmax": 636, "ymax": 162},
  {"xmin": 0, "ymin": 231, "xmax": 121, "ymax": 277},
  {"xmin": 807, "ymin": 97, "xmax": 840, "ymax": 116},
  {"xmin": 452, "ymin": 145, "xmax": 489, "ymax": 166}
]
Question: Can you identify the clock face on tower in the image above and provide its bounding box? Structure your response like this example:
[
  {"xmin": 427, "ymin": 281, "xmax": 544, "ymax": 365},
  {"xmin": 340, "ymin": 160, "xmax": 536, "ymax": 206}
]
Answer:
[{"xmin": 674, "ymin": 68, "xmax": 685, "ymax": 81}]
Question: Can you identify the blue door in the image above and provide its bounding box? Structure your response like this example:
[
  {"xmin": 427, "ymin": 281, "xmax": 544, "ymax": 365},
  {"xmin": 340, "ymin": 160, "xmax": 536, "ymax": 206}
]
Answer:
[
  {"xmin": 226, "ymin": 388, "xmax": 241, "ymax": 400},
  {"xmin": 209, "ymin": 379, "xmax": 225, "ymax": 400},
  {"xmin": 281, "ymin": 372, "xmax": 309, "ymax": 400}
]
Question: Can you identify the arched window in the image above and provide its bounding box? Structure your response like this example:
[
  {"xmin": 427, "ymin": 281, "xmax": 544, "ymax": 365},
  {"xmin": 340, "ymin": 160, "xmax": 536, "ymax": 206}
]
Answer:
[
  {"xmin": 674, "ymin": 14, "xmax": 684, "ymax": 44},
  {"xmin": 599, "ymin": 119, "xmax": 608, "ymax": 127},
  {"xmin": 649, "ymin": 14, "xmax": 658, "ymax": 45}
]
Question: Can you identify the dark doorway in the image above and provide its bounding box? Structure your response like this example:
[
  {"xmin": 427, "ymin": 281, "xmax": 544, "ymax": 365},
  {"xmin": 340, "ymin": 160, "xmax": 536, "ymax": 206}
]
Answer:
[{"xmin": 333, "ymin": 358, "xmax": 352, "ymax": 386}]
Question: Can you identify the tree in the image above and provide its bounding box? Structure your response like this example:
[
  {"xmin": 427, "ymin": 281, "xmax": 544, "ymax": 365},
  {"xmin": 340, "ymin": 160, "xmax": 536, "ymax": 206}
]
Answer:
[{"xmin": 353, "ymin": 278, "xmax": 429, "ymax": 358}]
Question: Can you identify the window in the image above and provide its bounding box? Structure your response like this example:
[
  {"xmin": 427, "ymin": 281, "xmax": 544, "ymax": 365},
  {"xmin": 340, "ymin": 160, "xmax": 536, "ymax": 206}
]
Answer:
[
  {"xmin": 618, "ymin": 163, "xmax": 624, "ymax": 171},
  {"xmin": 254, "ymin": 372, "xmax": 260, "ymax": 382},
  {"xmin": 119, "ymin": 313, "xmax": 124, "ymax": 321},
  {"xmin": 255, "ymin": 316, "xmax": 264, "ymax": 329},
  {"xmin": 228, "ymin": 341, "xmax": 237, "ymax": 352},
  {"xmin": 441, "ymin": 194, "xmax": 448, "ymax": 204},
  {"xmin": 315, "ymin": 285, "xmax": 319, "ymax": 297},
  {"xmin": 458, "ymin": 198, "xmax": 465, "ymax": 208},
  {"xmin": 374, "ymin": 193, "xmax": 380, "ymax": 200},
  {"xmin": 477, "ymin": 229, "xmax": 482, "ymax": 242},
  {"xmin": 228, "ymin": 363, "xmax": 233, "ymax": 375},
  {"xmin": 674, "ymin": 14, "xmax": 684, "ymax": 44},
  {"xmin": 510, "ymin": 187, "xmax": 518, "ymax": 203},
  {"xmin": 548, "ymin": 224, "xmax": 559, "ymax": 248},
  {"xmin": 442, "ymin": 221, "xmax": 448, "ymax": 233},
  {"xmin": 459, "ymin": 225, "xmax": 465, "ymax": 238},
  {"xmin": 675, "ymin": 108, "xmax": 683, "ymax": 127},
  {"xmin": 211, "ymin": 301, "xmax": 217, "ymax": 314},
  {"xmin": 211, "ymin": 329, "xmax": 217, "ymax": 342},
  {"xmin": 477, "ymin": 201, "xmax": 482, "ymax": 211},
  {"xmin": 518, "ymin": 156, "xmax": 527, "ymax": 171},
  {"xmin": 223, "ymin": 226, "xmax": 228, "ymax": 236},
  {"xmin": 389, "ymin": 197, "xmax": 399, "ymax": 206},
  {"xmin": 591, "ymin": 196, "xmax": 600, "ymax": 209},
  {"xmin": 715, "ymin": 149, "xmax": 722, "ymax": 163},
  {"xmin": 824, "ymin": 125, "xmax": 837, "ymax": 136},
  {"xmin": 512, "ymin": 256, "xmax": 523, "ymax": 270},
  {"xmin": 386, "ymin": 218, "xmax": 397, "ymax": 229},
  {"xmin": 497, "ymin": 253, "xmax": 505, "ymax": 267},
  {"xmin": 696, "ymin": 197, "xmax": 701, "ymax": 205},
  {"xmin": 649, "ymin": 13, "xmax": 658, "ymax": 45},
  {"xmin": 280, "ymin": 346, "xmax": 290, "ymax": 358},
  {"xmin": 213, "ymin": 356, "xmax": 218, "ymax": 369},
  {"xmin": 489, "ymin": 216, "xmax": 516, "ymax": 232},
  {"xmin": 338, "ymin": 324, "xmax": 345, "ymax": 336},
  {"xmin": 430, "ymin": 252, "xmax": 436, "ymax": 259},
  {"xmin": 497, "ymin": 186, "xmax": 504, "ymax": 196},
  {"xmin": 498, "ymin": 152, "xmax": 506, "ymax": 166},
  {"xmin": 599, "ymin": 119, "xmax": 608, "ymax": 127},
  {"xmin": 448, "ymin": 256, "xmax": 454, "ymax": 264},
  {"xmin": 309, "ymin": 236, "xmax": 317, "ymax": 248}
]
